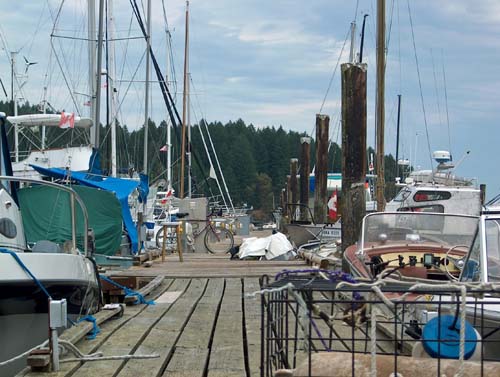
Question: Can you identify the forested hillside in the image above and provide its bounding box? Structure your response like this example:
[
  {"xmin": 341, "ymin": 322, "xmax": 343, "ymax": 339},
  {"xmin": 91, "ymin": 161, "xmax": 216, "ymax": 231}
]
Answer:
[{"xmin": 0, "ymin": 101, "xmax": 399, "ymax": 215}]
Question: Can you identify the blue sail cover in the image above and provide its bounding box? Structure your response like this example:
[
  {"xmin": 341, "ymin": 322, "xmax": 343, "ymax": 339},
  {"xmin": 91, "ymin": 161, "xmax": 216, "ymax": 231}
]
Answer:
[{"xmin": 30, "ymin": 165, "xmax": 149, "ymax": 254}]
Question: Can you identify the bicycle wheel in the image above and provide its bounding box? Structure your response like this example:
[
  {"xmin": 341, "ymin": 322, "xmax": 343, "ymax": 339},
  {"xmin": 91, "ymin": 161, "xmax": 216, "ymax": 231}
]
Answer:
[
  {"xmin": 204, "ymin": 227, "xmax": 234, "ymax": 254},
  {"xmin": 155, "ymin": 228, "xmax": 176, "ymax": 249}
]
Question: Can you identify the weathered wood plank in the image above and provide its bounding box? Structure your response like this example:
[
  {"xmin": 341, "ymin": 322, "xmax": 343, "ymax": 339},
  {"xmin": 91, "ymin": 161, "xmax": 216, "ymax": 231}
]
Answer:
[
  {"xmin": 69, "ymin": 279, "xmax": 190, "ymax": 377},
  {"xmin": 20, "ymin": 279, "xmax": 174, "ymax": 377},
  {"xmin": 244, "ymin": 278, "xmax": 262, "ymax": 377},
  {"xmin": 161, "ymin": 279, "xmax": 225, "ymax": 377},
  {"xmin": 208, "ymin": 278, "xmax": 244, "ymax": 375},
  {"xmin": 117, "ymin": 279, "xmax": 210, "ymax": 377},
  {"xmin": 124, "ymin": 275, "xmax": 165, "ymax": 304}
]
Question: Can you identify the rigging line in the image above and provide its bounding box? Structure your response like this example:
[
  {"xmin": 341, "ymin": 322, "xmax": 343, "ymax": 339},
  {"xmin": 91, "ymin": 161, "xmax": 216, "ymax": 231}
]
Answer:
[
  {"xmin": 130, "ymin": 0, "xmax": 209, "ymax": 188},
  {"xmin": 162, "ymin": 0, "xmax": 177, "ymax": 99},
  {"xmin": 51, "ymin": 35, "xmax": 144, "ymax": 42},
  {"xmin": 430, "ymin": 49, "xmax": 443, "ymax": 132},
  {"xmin": 386, "ymin": 0, "xmax": 396, "ymax": 56},
  {"xmin": 48, "ymin": 0, "xmax": 81, "ymax": 116},
  {"xmin": 26, "ymin": 1, "xmax": 49, "ymax": 59},
  {"xmin": 318, "ymin": 28, "xmax": 350, "ymax": 115},
  {"xmin": 116, "ymin": 12, "xmax": 134, "ymax": 98},
  {"xmin": 441, "ymin": 49, "xmax": 452, "ymax": 156},
  {"xmin": 406, "ymin": 0, "xmax": 433, "ymax": 170},
  {"xmin": 354, "ymin": 0, "xmax": 360, "ymax": 21},
  {"xmin": 114, "ymin": 50, "xmax": 146, "ymax": 118},
  {"xmin": 190, "ymin": 79, "xmax": 232, "ymax": 211}
]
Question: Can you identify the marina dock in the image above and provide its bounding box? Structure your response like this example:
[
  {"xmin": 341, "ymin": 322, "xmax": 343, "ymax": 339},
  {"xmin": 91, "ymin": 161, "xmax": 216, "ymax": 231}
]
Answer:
[{"xmin": 17, "ymin": 253, "xmax": 307, "ymax": 377}]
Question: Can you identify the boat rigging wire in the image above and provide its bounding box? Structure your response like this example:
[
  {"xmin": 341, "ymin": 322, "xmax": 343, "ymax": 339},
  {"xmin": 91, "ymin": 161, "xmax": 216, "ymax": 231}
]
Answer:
[
  {"xmin": 318, "ymin": 28, "xmax": 350, "ymax": 116},
  {"xmin": 441, "ymin": 49, "xmax": 452, "ymax": 157},
  {"xmin": 431, "ymin": 49, "xmax": 444, "ymax": 132},
  {"xmin": 406, "ymin": 0, "xmax": 433, "ymax": 170},
  {"xmin": 49, "ymin": 0, "xmax": 82, "ymax": 116}
]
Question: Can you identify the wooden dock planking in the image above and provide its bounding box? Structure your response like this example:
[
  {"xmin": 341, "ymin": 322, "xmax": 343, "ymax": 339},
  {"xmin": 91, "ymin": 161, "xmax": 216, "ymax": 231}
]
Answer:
[
  {"xmin": 20, "ymin": 279, "xmax": 174, "ymax": 377},
  {"xmin": 162, "ymin": 279, "xmax": 225, "ymax": 376},
  {"xmin": 116, "ymin": 279, "xmax": 209, "ymax": 377},
  {"xmin": 243, "ymin": 278, "xmax": 262, "ymax": 376},
  {"xmin": 69, "ymin": 279, "xmax": 190, "ymax": 377},
  {"xmin": 207, "ymin": 278, "xmax": 244, "ymax": 376}
]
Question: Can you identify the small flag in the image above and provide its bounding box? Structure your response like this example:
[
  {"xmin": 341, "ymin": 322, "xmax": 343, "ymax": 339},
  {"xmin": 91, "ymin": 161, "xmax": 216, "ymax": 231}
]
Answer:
[
  {"xmin": 159, "ymin": 145, "xmax": 168, "ymax": 152},
  {"xmin": 59, "ymin": 112, "xmax": 75, "ymax": 129},
  {"xmin": 327, "ymin": 188, "xmax": 338, "ymax": 221},
  {"xmin": 83, "ymin": 100, "xmax": 91, "ymax": 106}
]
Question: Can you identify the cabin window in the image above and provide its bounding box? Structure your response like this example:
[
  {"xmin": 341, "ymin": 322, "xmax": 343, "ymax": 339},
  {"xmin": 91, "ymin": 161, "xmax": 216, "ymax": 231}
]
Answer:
[
  {"xmin": 413, "ymin": 190, "xmax": 451, "ymax": 202},
  {"xmin": 397, "ymin": 204, "xmax": 444, "ymax": 213},
  {"xmin": 0, "ymin": 218, "xmax": 17, "ymax": 239}
]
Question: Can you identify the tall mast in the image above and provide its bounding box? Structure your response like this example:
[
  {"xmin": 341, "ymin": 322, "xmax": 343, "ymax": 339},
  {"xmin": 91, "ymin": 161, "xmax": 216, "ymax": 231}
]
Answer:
[
  {"xmin": 375, "ymin": 0, "xmax": 386, "ymax": 211},
  {"xmin": 349, "ymin": 21, "xmax": 356, "ymax": 63},
  {"xmin": 88, "ymin": 0, "xmax": 97, "ymax": 145},
  {"xmin": 166, "ymin": 38, "xmax": 172, "ymax": 190},
  {"xmin": 187, "ymin": 73, "xmax": 191, "ymax": 198},
  {"xmin": 143, "ymin": 0, "xmax": 151, "ymax": 174},
  {"xmin": 94, "ymin": 0, "xmax": 105, "ymax": 148},
  {"xmin": 108, "ymin": 0, "xmax": 117, "ymax": 177},
  {"xmin": 11, "ymin": 52, "xmax": 19, "ymax": 162},
  {"xmin": 180, "ymin": 0, "xmax": 189, "ymax": 199},
  {"xmin": 395, "ymin": 94, "xmax": 401, "ymax": 178}
]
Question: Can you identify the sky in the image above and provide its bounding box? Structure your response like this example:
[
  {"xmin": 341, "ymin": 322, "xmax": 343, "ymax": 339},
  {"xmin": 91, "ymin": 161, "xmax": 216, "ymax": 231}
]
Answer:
[{"xmin": 0, "ymin": 0, "xmax": 499, "ymax": 198}]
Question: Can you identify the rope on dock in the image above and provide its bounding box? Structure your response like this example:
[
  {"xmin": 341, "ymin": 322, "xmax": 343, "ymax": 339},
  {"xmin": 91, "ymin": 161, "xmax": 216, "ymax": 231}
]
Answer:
[
  {"xmin": 99, "ymin": 275, "xmax": 155, "ymax": 305},
  {"xmin": 0, "ymin": 340, "xmax": 49, "ymax": 367},
  {"xmin": 58, "ymin": 340, "xmax": 160, "ymax": 363}
]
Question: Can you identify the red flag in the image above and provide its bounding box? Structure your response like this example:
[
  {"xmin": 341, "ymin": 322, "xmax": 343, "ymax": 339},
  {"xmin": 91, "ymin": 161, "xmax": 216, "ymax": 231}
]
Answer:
[
  {"xmin": 59, "ymin": 112, "xmax": 75, "ymax": 129},
  {"xmin": 159, "ymin": 145, "xmax": 168, "ymax": 152},
  {"xmin": 327, "ymin": 189, "xmax": 338, "ymax": 221}
]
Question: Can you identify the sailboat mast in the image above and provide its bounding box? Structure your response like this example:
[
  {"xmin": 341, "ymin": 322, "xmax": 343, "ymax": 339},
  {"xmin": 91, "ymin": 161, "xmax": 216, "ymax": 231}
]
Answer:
[
  {"xmin": 143, "ymin": 0, "xmax": 151, "ymax": 175},
  {"xmin": 108, "ymin": 0, "xmax": 117, "ymax": 177},
  {"xmin": 94, "ymin": 0, "xmax": 105, "ymax": 148},
  {"xmin": 395, "ymin": 94, "xmax": 401, "ymax": 178},
  {"xmin": 180, "ymin": 0, "xmax": 189, "ymax": 199},
  {"xmin": 11, "ymin": 52, "xmax": 19, "ymax": 162},
  {"xmin": 166, "ymin": 29, "xmax": 172, "ymax": 190},
  {"xmin": 88, "ymin": 0, "xmax": 97, "ymax": 145},
  {"xmin": 375, "ymin": 0, "xmax": 386, "ymax": 211}
]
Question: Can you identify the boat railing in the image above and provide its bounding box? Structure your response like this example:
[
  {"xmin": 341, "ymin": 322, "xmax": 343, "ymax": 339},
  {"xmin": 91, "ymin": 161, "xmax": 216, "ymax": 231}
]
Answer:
[
  {"xmin": 260, "ymin": 272, "xmax": 500, "ymax": 376},
  {"xmin": 0, "ymin": 176, "xmax": 90, "ymax": 256}
]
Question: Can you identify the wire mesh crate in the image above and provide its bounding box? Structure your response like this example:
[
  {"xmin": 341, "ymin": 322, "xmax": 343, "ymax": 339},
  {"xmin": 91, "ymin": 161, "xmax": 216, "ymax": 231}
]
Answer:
[{"xmin": 260, "ymin": 270, "xmax": 500, "ymax": 377}]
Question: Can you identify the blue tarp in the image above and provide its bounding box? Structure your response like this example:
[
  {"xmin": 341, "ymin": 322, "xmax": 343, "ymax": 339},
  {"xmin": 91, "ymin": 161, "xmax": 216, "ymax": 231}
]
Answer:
[{"xmin": 30, "ymin": 164, "xmax": 149, "ymax": 254}]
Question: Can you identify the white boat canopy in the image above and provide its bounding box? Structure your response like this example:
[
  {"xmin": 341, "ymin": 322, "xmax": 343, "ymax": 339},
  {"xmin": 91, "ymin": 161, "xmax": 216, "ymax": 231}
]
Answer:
[{"xmin": 7, "ymin": 114, "xmax": 93, "ymax": 129}]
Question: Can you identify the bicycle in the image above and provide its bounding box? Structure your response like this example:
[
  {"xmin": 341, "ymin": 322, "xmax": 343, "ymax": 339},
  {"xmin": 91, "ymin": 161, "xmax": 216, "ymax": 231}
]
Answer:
[{"xmin": 155, "ymin": 210, "xmax": 235, "ymax": 254}]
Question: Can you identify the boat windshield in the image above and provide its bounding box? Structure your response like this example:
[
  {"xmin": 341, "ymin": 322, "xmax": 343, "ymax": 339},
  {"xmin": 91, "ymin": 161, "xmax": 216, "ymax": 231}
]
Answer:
[
  {"xmin": 392, "ymin": 187, "xmax": 412, "ymax": 202},
  {"xmin": 361, "ymin": 212, "xmax": 478, "ymax": 250},
  {"xmin": 461, "ymin": 217, "xmax": 500, "ymax": 283}
]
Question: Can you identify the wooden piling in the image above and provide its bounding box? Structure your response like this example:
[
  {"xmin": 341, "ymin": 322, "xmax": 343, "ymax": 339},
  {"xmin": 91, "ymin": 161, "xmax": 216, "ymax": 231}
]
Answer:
[
  {"xmin": 300, "ymin": 137, "xmax": 311, "ymax": 221},
  {"xmin": 314, "ymin": 114, "xmax": 329, "ymax": 224},
  {"xmin": 341, "ymin": 63, "xmax": 367, "ymax": 272},
  {"xmin": 290, "ymin": 158, "xmax": 298, "ymax": 219}
]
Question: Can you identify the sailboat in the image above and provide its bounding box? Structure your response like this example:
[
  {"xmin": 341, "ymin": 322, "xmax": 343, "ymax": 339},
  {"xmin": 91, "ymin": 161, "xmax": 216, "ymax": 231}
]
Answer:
[{"xmin": 0, "ymin": 113, "xmax": 100, "ymax": 376}]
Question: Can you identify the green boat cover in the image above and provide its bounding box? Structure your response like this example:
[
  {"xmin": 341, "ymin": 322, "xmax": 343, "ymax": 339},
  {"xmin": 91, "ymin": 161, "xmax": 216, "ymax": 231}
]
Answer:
[{"xmin": 18, "ymin": 185, "xmax": 123, "ymax": 255}]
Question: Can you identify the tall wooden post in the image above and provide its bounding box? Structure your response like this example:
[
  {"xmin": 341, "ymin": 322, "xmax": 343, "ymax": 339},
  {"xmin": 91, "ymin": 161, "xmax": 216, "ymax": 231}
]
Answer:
[
  {"xmin": 314, "ymin": 114, "xmax": 329, "ymax": 224},
  {"xmin": 341, "ymin": 63, "xmax": 367, "ymax": 272},
  {"xmin": 375, "ymin": 0, "xmax": 386, "ymax": 211},
  {"xmin": 299, "ymin": 137, "xmax": 311, "ymax": 221},
  {"xmin": 289, "ymin": 158, "xmax": 298, "ymax": 220}
]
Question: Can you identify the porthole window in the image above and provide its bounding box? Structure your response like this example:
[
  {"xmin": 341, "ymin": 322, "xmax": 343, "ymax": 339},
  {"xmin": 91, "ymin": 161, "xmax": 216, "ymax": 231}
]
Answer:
[{"xmin": 0, "ymin": 218, "xmax": 17, "ymax": 238}]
